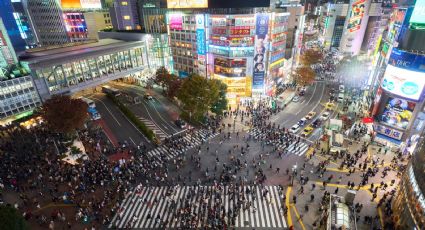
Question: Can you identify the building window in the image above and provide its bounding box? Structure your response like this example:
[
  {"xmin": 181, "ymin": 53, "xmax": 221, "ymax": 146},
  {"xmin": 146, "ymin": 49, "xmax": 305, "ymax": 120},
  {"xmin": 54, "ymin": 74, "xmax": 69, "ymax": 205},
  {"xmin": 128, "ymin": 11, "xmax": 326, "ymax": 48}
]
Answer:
[
  {"xmin": 121, "ymin": 1, "xmax": 128, "ymax": 5},
  {"xmin": 125, "ymin": 26, "xmax": 132, "ymax": 30},
  {"xmin": 123, "ymin": 15, "xmax": 130, "ymax": 20}
]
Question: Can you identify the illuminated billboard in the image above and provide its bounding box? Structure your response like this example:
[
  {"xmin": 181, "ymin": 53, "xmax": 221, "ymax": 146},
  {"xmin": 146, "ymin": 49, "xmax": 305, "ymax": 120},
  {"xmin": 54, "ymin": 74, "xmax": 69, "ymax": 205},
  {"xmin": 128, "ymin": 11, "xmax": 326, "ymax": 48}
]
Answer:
[
  {"xmin": 379, "ymin": 97, "xmax": 415, "ymax": 130},
  {"xmin": 410, "ymin": 0, "xmax": 425, "ymax": 24},
  {"xmin": 169, "ymin": 15, "xmax": 182, "ymax": 30},
  {"xmin": 347, "ymin": 0, "xmax": 365, "ymax": 32},
  {"xmin": 381, "ymin": 64, "xmax": 425, "ymax": 101},
  {"xmin": 167, "ymin": 0, "xmax": 208, "ymax": 8},
  {"xmin": 61, "ymin": 0, "xmax": 101, "ymax": 9}
]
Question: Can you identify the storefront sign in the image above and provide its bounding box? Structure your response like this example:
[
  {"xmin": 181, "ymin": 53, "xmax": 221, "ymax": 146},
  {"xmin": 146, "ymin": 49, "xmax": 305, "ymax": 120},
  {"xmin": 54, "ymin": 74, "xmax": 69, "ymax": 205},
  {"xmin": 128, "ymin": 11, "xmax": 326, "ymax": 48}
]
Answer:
[
  {"xmin": 169, "ymin": 15, "xmax": 182, "ymax": 30},
  {"xmin": 389, "ymin": 48, "xmax": 425, "ymax": 71},
  {"xmin": 410, "ymin": 0, "xmax": 425, "ymax": 24},
  {"xmin": 167, "ymin": 0, "xmax": 208, "ymax": 8},
  {"xmin": 381, "ymin": 64, "xmax": 425, "ymax": 101},
  {"xmin": 374, "ymin": 124, "xmax": 403, "ymax": 140}
]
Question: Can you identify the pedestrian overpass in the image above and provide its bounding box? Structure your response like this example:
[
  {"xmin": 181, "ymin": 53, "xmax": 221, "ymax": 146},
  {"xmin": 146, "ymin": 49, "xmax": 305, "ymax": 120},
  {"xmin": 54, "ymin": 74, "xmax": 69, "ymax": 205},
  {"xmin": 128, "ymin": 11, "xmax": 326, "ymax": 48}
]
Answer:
[{"xmin": 20, "ymin": 39, "xmax": 152, "ymax": 101}]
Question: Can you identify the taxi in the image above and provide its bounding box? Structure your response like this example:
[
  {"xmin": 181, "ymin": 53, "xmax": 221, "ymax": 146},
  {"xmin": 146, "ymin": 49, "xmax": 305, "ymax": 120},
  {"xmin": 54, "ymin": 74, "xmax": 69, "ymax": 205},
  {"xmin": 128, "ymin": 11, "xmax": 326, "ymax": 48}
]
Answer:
[{"xmin": 301, "ymin": 125, "xmax": 314, "ymax": 137}]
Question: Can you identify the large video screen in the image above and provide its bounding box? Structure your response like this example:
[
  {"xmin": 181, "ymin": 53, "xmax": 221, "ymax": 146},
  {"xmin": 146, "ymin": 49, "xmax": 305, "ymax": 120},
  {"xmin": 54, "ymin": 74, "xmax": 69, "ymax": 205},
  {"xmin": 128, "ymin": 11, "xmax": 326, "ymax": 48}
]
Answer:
[
  {"xmin": 381, "ymin": 64, "xmax": 425, "ymax": 101},
  {"xmin": 209, "ymin": 0, "xmax": 270, "ymax": 8},
  {"xmin": 61, "ymin": 0, "xmax": 101, "ymax": 9},
  {"xmin": 379, "ymin": 97, "xmax": 415, "ymax": 130},
  {"xmin": 410, "ymin": 0, "xmax": 425, "ymax": 24}
]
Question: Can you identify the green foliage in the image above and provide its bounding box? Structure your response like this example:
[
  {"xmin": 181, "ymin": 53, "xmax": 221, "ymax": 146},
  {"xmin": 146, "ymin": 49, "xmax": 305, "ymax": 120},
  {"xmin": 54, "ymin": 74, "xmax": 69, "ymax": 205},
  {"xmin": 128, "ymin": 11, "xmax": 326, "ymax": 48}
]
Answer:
[
  {"xmin": 42, "ymin": 95, "xmax": 89, "ymax": 134},
  {"xmin": 210, "ymin": 79, "xmax": 228, "ymax": 115},
  {"xmin": 154, "ymin": 67, "xmax": 181, "ymax": 98},
  {"xmin": 106, "ymin": 94, "xmax": 156, "ymax": 141},
  {"xmin": 177, "ymin": 74, "xmax": 224, "ymax": 122},
  {"xmin": 0, "ymin": 205, "xmax": 28, "ymax": 230}
]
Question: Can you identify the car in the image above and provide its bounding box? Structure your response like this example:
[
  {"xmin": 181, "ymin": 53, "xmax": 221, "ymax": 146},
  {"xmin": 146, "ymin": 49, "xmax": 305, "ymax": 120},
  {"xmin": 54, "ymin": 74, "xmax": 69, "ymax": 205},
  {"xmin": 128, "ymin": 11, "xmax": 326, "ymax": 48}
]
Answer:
[
  {"xmin": 312, "ymin": 119, "xmax": 322, "ymax": 128},
  {"xmin": 337, "ymin": 93, "xmax": 345, "ymax": 102},
  {"xmin": 290, "ymin": 124, "xmax": 301, "ymax": 133},
  {"xmin": 320, "ymin": 112, "xmax": 330, "ymax": 120},
  {"xmin": 301, "ymin": 126, "xmax": 314, "ymax": 137},
  {"xmin": 175, "ymin": 119, "xmax": 187, "ymax": 129},
  {"xmin": 339, "ymin": 85, "xmax": 345, "ymax": 92},
  {"xmin": 299, "ymin": 91, "xmax": 305, "ymax": 96},
  {"xmin": 144, "ymin": 92, "xmax": 153, "ymax": 100},
  {"xmin": 292, "ymin": 96, "xmax": 300, "ymax": 102},
  {"xmin": 297, "ymin": 118, "xmax": 307, "ymax": 127},
  {"xmin": 305, "ymin": 111, "xmax": 317, "ymax": 120},
  {"xmin": 325, "ymin": 102, "xmax": 335, "ymax": 111}
]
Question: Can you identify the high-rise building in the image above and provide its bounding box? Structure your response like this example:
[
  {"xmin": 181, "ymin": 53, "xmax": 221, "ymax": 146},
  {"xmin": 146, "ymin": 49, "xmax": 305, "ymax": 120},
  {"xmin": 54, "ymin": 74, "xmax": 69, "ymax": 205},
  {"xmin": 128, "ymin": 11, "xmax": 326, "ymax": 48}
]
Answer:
[
  {"xmin": 83, "ymin": 11, "xmax": 113, "ymax": 40},
  {"xmin": 109, "ymin": 0, "xmax": 141, "ymax": 30},
  {"xmin": 23, "ymin": 0, "xmax": 70, "ymax": 46},
  {"xmin": 63, "ymin": 12, "xmax": 89, "ymax": 42},
  {"xmin": 0, "ymin": 17, "xmax": 41, "ymax": 125},
  {"xmin": 322, "ymin": 0, "xmax": 351, "ymax": 50}
]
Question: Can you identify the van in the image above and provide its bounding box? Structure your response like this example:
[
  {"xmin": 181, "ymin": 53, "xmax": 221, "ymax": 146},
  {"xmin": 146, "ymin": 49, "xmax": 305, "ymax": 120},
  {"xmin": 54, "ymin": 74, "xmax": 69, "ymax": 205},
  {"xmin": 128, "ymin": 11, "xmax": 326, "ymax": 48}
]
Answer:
[{"xmin": 337, "ymin": 93, "xmax": 344, "ymax": 102}]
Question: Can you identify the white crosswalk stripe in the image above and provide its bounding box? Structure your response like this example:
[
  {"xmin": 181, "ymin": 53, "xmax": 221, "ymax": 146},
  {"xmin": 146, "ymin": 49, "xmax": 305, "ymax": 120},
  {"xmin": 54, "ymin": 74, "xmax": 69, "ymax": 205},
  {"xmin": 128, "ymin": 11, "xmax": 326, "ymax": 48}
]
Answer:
[
  {"xmin": 248, "ymin": 128, "xmax": 310, "ymax": 156},
  {"xmin": 138, "ymin": 117, "xmax": 169, "ymax": 141},
  {"xmin": 110, "ymin": 185, "xmax": 287, "ymax": 229},
  {"xmin": 144, "ymin": 129, "xmax": 219, "ymax": 163}
]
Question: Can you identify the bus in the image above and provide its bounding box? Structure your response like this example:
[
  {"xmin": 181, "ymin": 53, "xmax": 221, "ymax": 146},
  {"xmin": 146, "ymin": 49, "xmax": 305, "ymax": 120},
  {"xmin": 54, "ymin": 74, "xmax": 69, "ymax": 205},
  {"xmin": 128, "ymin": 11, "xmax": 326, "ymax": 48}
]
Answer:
[
  {"xmin": 102, "ymin": 85, "xmax": 121, "ymax": 96},
  {"xmin": 79, "ymin": 97, "xmax": 96, "ymax": 108}
]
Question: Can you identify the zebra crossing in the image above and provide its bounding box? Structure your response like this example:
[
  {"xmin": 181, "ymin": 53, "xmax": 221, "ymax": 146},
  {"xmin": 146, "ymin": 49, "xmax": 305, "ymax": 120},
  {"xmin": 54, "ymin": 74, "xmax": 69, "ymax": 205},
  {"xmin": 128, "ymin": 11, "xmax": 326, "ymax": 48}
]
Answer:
[
  {"xmin": 249, "ymin": 128, "xmax": 310, "ymax": 156},
  {"xmin": 110, "ymin": 185, "xmax": 287, "ymax": 229},
  {"xmin": 138, "ymin": 117, "xmax": 169, "ymax": 141},
  {"xmin": 143, "ymin": 129, "xmax": 219, "ymax": 163}
]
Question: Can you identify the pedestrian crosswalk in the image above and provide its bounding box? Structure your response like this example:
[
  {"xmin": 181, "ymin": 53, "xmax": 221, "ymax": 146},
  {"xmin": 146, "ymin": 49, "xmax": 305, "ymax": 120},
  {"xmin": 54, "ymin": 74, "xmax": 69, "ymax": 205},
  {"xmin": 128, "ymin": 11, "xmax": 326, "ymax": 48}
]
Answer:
[
  {"xmin": 143, "ymin": 129, "xmax": 219, "ymax": 163},
  {"xmin": 138, "ymin": 117, "xmax": 169, "ymax": 141},
  {"xmin": 249, "ymin": 128, "xmax": 310, "ymax": 157},
  {"xmin": 110, "ymin": 185, "xmax": 287, "ymax": 229}
]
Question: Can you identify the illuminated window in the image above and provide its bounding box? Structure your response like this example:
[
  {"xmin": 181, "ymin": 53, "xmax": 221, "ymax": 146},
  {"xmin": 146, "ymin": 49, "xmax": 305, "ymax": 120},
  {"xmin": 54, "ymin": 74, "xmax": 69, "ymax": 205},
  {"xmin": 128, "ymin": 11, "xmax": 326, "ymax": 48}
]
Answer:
[
  {"xmin": 121, "ymin": 1, "xmax": 128, "ymax": 5},
  {"xmin": 123, "ymin": 15, "xmax": 130, "ymax": 20},
  {"xmin": 125, "ymin": 26, "xmax": 132, "ymax": 30}
]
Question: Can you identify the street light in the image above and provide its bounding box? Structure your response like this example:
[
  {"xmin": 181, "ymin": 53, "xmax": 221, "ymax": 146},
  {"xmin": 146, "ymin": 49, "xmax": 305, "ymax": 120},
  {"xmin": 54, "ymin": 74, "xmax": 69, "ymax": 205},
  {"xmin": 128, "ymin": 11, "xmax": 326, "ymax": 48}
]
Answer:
[{"xmin": 291, "ymin": 164, "xmax": 298, "ymax": 186}]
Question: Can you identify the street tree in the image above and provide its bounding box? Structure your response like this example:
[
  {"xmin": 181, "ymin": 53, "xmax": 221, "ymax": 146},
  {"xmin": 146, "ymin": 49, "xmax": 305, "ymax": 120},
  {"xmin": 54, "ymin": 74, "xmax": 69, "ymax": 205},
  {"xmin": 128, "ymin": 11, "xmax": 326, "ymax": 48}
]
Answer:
[
  {"xmin": 165, "ymin": 74, "xmax": 182, "ymax": 99},
  {"xmin": 301, "ymin": 49, "xmax": 323, "ymax": 65},
  {"xmin": 294, "ymin": 66, "xmax": 316, "ymax": 86},
  {"xmin": 177, "ymin": 74, "xmax": 220, "ymax": 122},
  {"xmin": 0, "ymin": 204, "xmax": 29, "ymax": 230},
  {"xmin": 42, "ymin": 95, "xmax": 88, "ymax": 134},
  {"xmin": 154, "ymin": 66, "xmax": 169, "ymax": 92},
  {"xmin": 210, "ymin": 79, "xmax": 228, "ymax": 116}
]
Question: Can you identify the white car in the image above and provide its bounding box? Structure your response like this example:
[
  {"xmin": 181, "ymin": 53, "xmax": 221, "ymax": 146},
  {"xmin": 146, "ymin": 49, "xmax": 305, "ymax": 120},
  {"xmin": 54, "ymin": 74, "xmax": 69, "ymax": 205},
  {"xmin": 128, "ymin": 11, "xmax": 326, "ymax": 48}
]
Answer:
[
  {"xmin": 339, "ymin": 85, "xmax": 345, "ymax": 92},
  {"xmin": 297, "ymin": 118, "xmax": 307, "ymax": 127},
  {"xmin": 290, "ymin": 124, "xmax": 301, "ymax": 133},
  {"xmin": 320, "ymin": 112, "xmax": 330, "ymax": 121},
  {"xmin": 292, "ymin": 96, "xmax": 300, "ymax": 102}
]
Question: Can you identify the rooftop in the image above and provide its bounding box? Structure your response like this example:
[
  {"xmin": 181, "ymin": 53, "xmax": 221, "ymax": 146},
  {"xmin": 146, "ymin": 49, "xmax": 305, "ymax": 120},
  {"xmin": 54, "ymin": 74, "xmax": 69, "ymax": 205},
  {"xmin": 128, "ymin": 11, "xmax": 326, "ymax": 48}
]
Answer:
[{"xmin": 19, "ymin": 39, "xmax": 146, "ymax": 69}]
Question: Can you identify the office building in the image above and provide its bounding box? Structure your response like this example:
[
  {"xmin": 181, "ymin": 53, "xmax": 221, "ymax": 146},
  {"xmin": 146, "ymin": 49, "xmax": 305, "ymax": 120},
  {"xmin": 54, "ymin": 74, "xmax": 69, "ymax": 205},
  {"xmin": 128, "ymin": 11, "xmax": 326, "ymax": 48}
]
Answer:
[
  {"xmin": 63, "ymin": 12, "xmax": 89, "ymax": 42},
  {"xmin": 24, "ymin": 0, "xmax": 70, "ymax": 46},
  {"xmin": 322, "ymin": 0, "xmax": 351, "ymax": 50},
  {"xmin": 110, "ymin": 0, "xmax": 141, "ymax": 30}
]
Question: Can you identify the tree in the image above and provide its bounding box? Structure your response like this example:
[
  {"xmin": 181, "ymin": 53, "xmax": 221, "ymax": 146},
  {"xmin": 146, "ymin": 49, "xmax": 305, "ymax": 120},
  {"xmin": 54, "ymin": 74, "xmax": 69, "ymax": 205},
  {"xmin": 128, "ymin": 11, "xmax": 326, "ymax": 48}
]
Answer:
[
  {"xmin": 294, "ymin": 66, "xmax": 316, "ymax": 86},
  {"xmin": 210, "ymin": 79, "xmax": 228, "ymax": 116},
  {"xmin": 165, "ymin": 74, "xmax": 182, "ymax": 99},
  {"xmin": 42, "ymin": 95, "xmax": 88, "ymax": 134},
  {"xmin": 300, "ymin": 49, "xmax": 323, "ymax": 66},
  {"xmin": 0, "ymin": 204, "xmax": 29, "ymax": 230},
  {"xmin": 177, "ymin": 74, "xmax": 220, "ymax": 122},
  {"xmin": 154, "ymin": 66, "xmax": 169, "ymax": 92}
]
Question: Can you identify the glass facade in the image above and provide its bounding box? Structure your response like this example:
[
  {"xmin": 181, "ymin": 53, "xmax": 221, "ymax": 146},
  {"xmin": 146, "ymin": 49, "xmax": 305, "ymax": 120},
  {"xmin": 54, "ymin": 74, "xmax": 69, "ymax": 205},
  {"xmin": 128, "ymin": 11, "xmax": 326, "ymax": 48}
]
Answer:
[{"xmin": 32, "ymin": 46, "xmax": 148, "ymax": 94}]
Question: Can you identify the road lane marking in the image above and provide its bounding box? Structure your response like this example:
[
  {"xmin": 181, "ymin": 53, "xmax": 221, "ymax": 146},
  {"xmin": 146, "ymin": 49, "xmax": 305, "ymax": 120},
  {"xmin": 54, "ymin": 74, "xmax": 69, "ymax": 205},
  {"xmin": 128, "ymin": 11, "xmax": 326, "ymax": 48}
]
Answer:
[
  {"xmin": 285, "ymin": 187, "xmax": 292, "ymax": 228},
  {"xmin": 129, "ymin": 137, "xmax": 136, "ymax": 145},
  {"xmin": 89, "ymin": 96, "xmax": 121, "ymax": 126}
]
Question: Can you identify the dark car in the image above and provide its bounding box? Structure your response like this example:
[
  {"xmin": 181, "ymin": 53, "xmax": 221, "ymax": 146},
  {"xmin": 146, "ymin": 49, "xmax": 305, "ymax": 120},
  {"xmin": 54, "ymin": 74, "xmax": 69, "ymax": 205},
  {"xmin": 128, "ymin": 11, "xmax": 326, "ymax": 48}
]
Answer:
[
  {"xmin": 312, "ymin": 119, "xmax": 322, "ymax": 128},
  {"xmin": 175, "ymin": 119, "xmax": 187, "ymax": 129}
]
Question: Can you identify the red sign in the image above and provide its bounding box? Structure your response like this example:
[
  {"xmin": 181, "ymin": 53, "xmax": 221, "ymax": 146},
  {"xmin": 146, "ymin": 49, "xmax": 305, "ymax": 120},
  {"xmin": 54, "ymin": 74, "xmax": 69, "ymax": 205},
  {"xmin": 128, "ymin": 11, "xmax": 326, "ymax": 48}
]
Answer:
[
  {"xmin": 362, "ymin": 117, "xmax": 374, "ymax": 123},
  {"xmin": 230, "ymin": 29, "xmax": 250, "ymax": 36}
]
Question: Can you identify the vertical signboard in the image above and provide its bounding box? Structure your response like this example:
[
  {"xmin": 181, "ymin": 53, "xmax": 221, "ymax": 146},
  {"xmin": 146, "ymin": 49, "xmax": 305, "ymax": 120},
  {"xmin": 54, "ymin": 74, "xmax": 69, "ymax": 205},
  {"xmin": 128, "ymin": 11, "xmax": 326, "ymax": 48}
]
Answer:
[
  {"xmin": 252, "ymin": 14, "xmax": 269, "ymax": 90},
  {"xmin": 347, "ymin": 0, "xmax": 366, "ymax": 32},
  {"xmin": 196, "ymin": 14, "xmax": 206, "ymax": 76}
]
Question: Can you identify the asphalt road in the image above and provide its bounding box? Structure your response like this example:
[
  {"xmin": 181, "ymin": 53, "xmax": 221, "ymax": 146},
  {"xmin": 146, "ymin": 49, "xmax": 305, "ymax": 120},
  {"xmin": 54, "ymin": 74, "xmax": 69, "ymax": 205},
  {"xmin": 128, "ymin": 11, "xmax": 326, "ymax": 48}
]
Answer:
[{"xmin": 87, "ymin": 93, "xmax": 150, "ymax": 147}]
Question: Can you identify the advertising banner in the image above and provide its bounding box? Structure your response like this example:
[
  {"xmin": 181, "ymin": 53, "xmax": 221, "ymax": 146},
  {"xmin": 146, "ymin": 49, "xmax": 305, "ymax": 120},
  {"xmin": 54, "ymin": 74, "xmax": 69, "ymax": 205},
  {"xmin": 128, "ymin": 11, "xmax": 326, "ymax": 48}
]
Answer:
[
  {"xmin": 252, "ymin": 14, "xmax": 269, "ymax": 90},
  {"xmin": 379, "ymin": 97, "xmax": 415, "ymax": 130},
  {"xmin": 347, "ymin": 0, "xmax": 366, "ymax": 32},
  {"xmin": 374, "ymin": 124, "xmax": 404, "ymax": 140},
  {"xmin": 169, "ymin": 15, "xmax": 183, "ymax": 30},
  {"xmin": 196, "ymin": 29, "xmax": 206, "ymax": 55},
  {"xmin": 167, "ymin": 0, "xmax": 208, "ymax": 9},
  {"xmin": 381, "ymin": 64, "xmax": 425, "ymax": 101},
  {"xmin": 389, "ymin": 48, "xmax": 425, "ymax": 71}
]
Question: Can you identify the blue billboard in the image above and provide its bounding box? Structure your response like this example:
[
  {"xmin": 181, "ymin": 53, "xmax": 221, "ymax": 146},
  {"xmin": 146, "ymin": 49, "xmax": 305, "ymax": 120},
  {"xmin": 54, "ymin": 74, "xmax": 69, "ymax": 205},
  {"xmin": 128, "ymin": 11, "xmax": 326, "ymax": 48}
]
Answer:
[
  {"xmin": 196, "ymin": 29, "xmax": 206, "ymax": 55},
  {"xmin": 252, "ymin": 14, "xmax": 269, "ymax": 90},
  {"xmin": 389, "ymin": 48, "xmax": 425, "ymax": 71}
]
